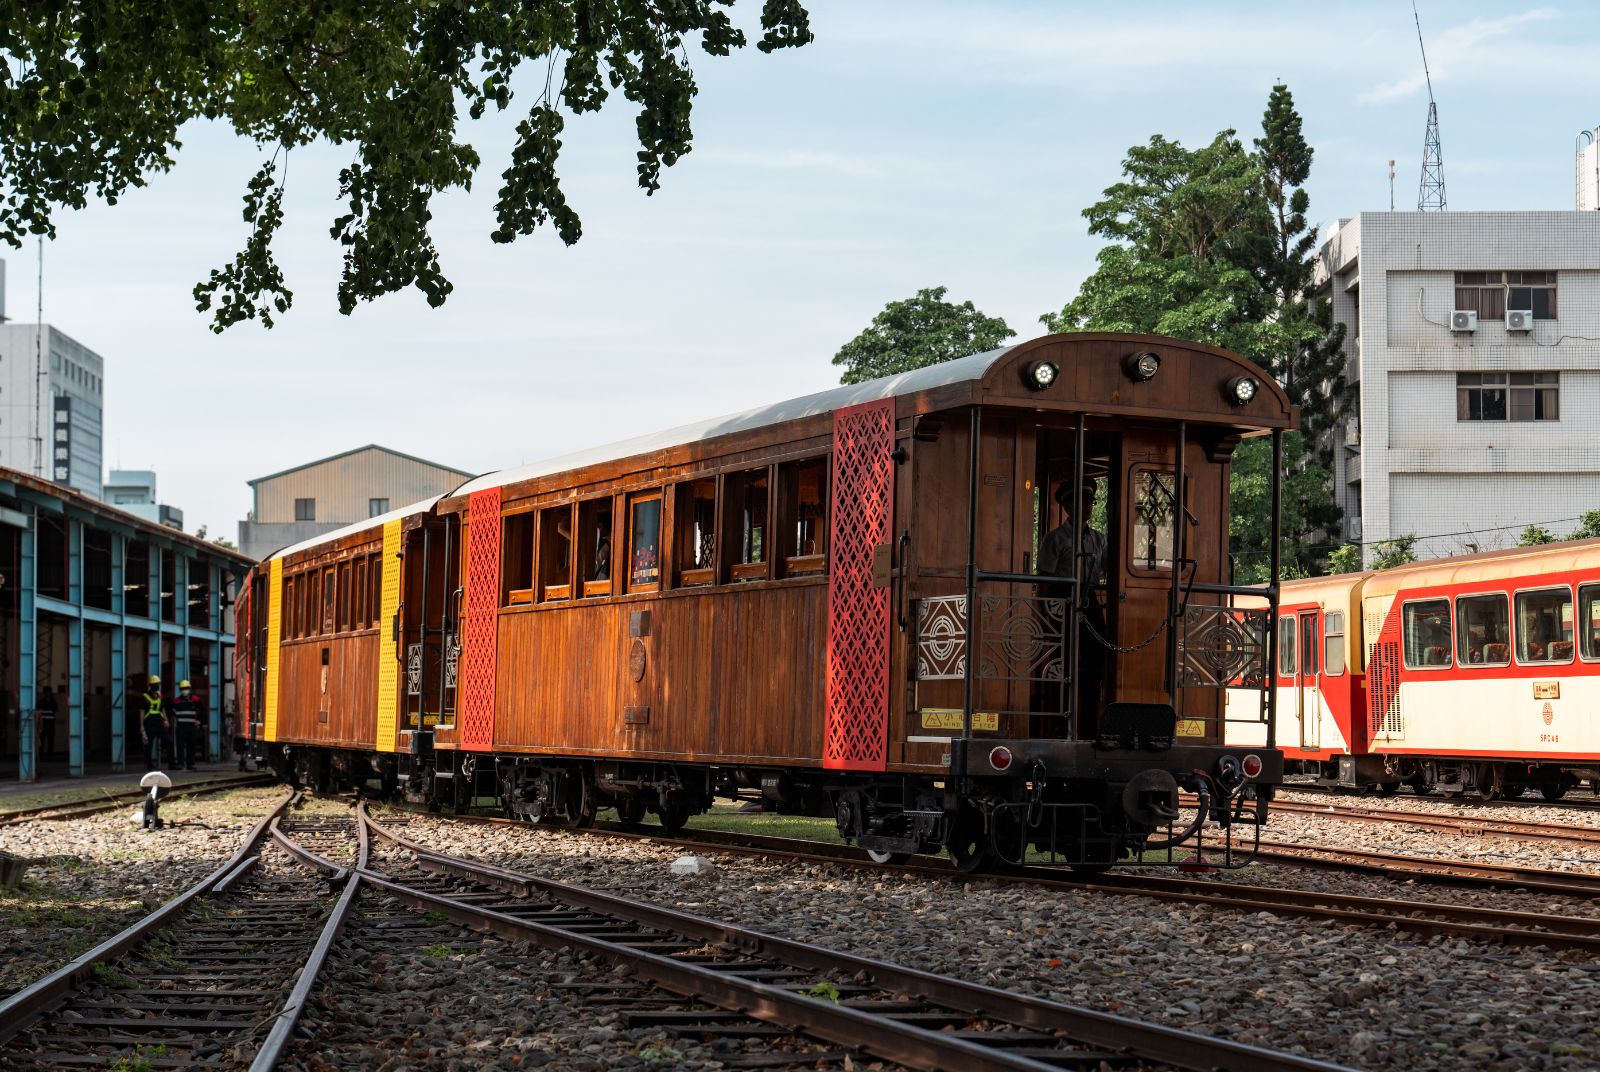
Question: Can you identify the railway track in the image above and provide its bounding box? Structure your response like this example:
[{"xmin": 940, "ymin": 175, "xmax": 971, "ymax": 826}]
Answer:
[
  {"xmin": 1267, "ymin": 797, "xmax": 1600, "ymax": 847},
  {"xmin": 0, "ymin": 774, "xmax": 278, "ymax": 828},
  {"xmin": 0, "ymin": 792, "xmax": 359, "ymax": 1071},
  {"xmin": 1251, "ymin": 839, "xmax": 1600, "ymax": 896},
  {"xmin": 358, "ymin": 804, "xmax": 1351, "ymax": 1072}
]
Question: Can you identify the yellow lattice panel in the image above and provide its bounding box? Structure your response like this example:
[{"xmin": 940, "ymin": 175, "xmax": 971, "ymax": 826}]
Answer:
[
  {"xmin": 263, "ymin": 558, "xmax": 283, "ymax": 743},
  {"xmin": 375, "ymin": 519, "xmax": 403, "ymax": 752}
]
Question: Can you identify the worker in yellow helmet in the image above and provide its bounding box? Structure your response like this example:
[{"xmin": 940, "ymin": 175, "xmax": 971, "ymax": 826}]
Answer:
[
  {"xmin": 172, "ymin": 679, "xmax": 204, "ymax": 771},
  {"xmin": 140, "ymin": 675, "xmax": 171, "ymax": 771}
]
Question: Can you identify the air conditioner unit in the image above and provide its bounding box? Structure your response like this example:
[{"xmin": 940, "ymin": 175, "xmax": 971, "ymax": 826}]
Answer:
[
  {"xmin": 1347, "ymin": 517, "xmax": 1363, "ymax": 541},
  {"xmin": 1343, "ymin": 418, "xmax": 1361, "ymax": 448},
  {"xmin": 1451, "ymin": 310, "xmax": 1478, "ymax": 332},
  {"xmin": 1506, "ymin": 309, "xmax": 1533, "ymax": 332}
]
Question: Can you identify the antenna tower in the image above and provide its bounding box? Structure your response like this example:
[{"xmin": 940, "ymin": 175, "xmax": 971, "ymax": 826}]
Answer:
[{"xmin": 1414, "ymin": 3, "xmax": 1447, "ymax": 210}]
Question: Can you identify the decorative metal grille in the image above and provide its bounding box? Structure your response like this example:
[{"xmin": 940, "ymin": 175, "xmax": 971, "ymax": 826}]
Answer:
[
  {"xmin": 915, "ymin": 595, "xmax": 967, "ymax": 680},
  {"xmin": 406, "ymin": 642, "xmax": 422, "ymax": 697},
  {"xmin": 444, "ymin": 631, "xmax": 460, "ymax": 691},
  {"xmin": 977, "ymin": 594, "xmax": 1067, "ymax": 683},
  {"xmin": 1178, "ymin": 604, "xmax": 1269, "ymax": 688},
  {"xmin": 458, "ymin": 489, "xmax": 501, "ymax": 750},
  {"xmin": 823, "ymin": 399, "xmax": 895, "ymax": 771}
]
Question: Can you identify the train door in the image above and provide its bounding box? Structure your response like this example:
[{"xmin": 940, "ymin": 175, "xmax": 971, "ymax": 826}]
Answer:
[{"xmin": 1298, "ymin": 610, "xmax": 1319, "ymax": 750}]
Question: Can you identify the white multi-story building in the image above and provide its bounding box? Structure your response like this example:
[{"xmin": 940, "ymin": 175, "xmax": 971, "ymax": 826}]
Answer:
[
  {"xmin": 0, "ymin": 260, "xmax": 105, "ymax": 497},
  {"xmin": 102, "ymin": 469, "xmax": 184, "ymax": 531},
  {"xmin": 1315, "ymin": 209, "xmax": 1600, "ymax": 561}
]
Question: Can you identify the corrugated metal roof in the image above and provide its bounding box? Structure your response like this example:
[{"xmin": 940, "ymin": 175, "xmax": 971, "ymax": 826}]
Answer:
[
  {"xmin": 267, "ymin": 496, "xmax": 443, "ymax": 561},
  {"xmin": 455, "ymin": 345, "xmax": 1017, "ymax": 498},
  {"xmin": 248, "ymin": 444, "xmax": 473, "ymax": 486}
]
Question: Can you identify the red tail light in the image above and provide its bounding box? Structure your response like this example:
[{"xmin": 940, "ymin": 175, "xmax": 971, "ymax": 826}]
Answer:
[
  {"xmin": 1242, "ymin": 753, "xmax": 1263, "ymax": 779},
  {"xmin": 989, "ymin": 746, "xmax": 1014, "ymax": 772}
]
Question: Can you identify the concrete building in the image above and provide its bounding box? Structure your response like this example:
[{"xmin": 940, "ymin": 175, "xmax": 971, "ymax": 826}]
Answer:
[
  {"xmin": 102, "ymin": 470, "xmax": 184, "ymax": 531},
  {"xmin": 238, "ymin": 445, "xmax": 472, "ymax": 560},
  {"xmin": 0, "ymin": 320, "xmax": 105, "ymax": 499},
  {"xmin": 1315, "ymin": 208, "xmax": 1600, "ymax": 561},
  {"xmin": 0, "ymin": 464, "xmax": 252, "ymax": 781}
]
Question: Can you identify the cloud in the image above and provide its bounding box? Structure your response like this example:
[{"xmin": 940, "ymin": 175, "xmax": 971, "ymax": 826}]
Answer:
[{"xmin": 1359, "ymin": 8, "xmax": 1558, "ymax": 104}]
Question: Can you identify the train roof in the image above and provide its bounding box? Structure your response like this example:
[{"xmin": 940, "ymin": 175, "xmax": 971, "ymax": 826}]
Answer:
[
  {"xmin": 453, "ymin": 333, "xmax": 1295, "ymax": 501},
  {"xmin": 264, "ymin": 495, "xmax": 445, "ymax": 563},
  {"xmin": 1277, "ymin": 571, "xmax": 1370, "ymax": 605},
  {"xmin": 1361, "ymin": 536, "xmax": 1600, "ymax": 597}
]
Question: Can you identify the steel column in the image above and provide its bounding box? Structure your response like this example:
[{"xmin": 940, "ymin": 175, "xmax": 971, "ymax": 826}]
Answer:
[
  {"xmin": 1266, "ymin": 429, "xmax": 1283, "ymax": 749},
  {"xmin": 18, "ymin": 516, "xmax": 35, "ymax": 782},
  {"xmin": 109, "ymin": 533, "xmax": 125, "ymax": 771}
]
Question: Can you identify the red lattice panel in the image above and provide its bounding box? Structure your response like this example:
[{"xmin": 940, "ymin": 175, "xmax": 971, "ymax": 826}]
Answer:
[
  {"xmin": 824, "ymin": 398, "xmax": 895, "ymax": 771},
  {"xmin": 459, "ymin": 488, "xmax": 501, "ymax": 751}
]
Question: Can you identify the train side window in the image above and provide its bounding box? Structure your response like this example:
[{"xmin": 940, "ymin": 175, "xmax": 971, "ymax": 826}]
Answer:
[
  {"xmin": 578, "ymin": 499, "xmax": 613, "ymax": 597},
  {"xmin": 368, "ymin": 553, "xmax": 383, "ymax": 627},
  {"xmin": 726, "ymin": 467, "xmax": 770, "ymax": 582},
  {"xmin": 1515, "ymin": 587, "xmax": 1573, "ymax": 663},
  {"xmin": 628, "ymin": 493, "xmax": 662, "ymax": 592},
  {"xmin": 353, "ymin": 558, "xmax": 368, "ymax": 628},
  {"xmin": 1277, "ymin": 615, "xmax": 1295, "ymax": 676},
  {"xmin": 778, "ymin": 457, "xmax": 828, "ymax": 577},
  {"xmin": 1129, "ymin": 467, "xmax": 1183, "ymax": 573},
  {"xmin": 1580, "ymin": 585, "xmax": 1600, "ymax": 661},
  {"xmin": 322, "ymin": 568, "xmax": 336, "ymax": 634},
  {"xmin": 1455, "ymin": 593, "xmax": 1510, "ymax": 665},
  {"xmin": 502, "ymin": 512, "xmax": 535, "ymax": 606},
  {"xmin": 284, "ymin": 575, "xmax": 296, "ymax": 638},
  {"xmin": 1402, "ymin": 599, "xmax": 1452, "ymax": 669},
  {"xmin": 337, "ymin": 562, "xmax": 352, "ymax": 631},
  {"xmin": 539, "ymin": 505, "xmax": 574, "ymax": 602},
  {"xmin": 676, "ymin": 478, "xmax": 717, "ymax": 588},
  {"xmin": 1324, "ymin": 611, "xmax": 1345, "ymax": 676}
]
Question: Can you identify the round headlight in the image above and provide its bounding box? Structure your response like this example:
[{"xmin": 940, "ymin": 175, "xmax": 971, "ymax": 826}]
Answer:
[
  {"xmin": 1024, "ymin": 361, "xmax": 1059, "ymax": 390},
  {"xmin": 1227, "ymin": 376, "xmax": 1258, "ymax": 405},
  {"xmin": 1125, "ymin": 351, "xmax": 1161, "ymax": 381},
  {"xmin": 989, "ymin": 746, "xmax": 1014, "ymax": 772}
]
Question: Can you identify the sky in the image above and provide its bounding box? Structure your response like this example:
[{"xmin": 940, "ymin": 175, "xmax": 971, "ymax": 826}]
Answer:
[{"xmin": 3, "ymin": 0, "xmax": 1598, "ymax": 543}]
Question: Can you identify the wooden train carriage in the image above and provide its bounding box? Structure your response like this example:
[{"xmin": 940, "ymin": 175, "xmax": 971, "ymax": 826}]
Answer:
[
  {"xmin": 426, "ymin": 332, "xmax": 1295, "ymax": 859},
  {"xmin": 243, "ymin": 498, "xmax": 457, "ymax": 787}
]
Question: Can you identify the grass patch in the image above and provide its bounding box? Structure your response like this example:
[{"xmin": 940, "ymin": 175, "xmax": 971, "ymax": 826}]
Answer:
[
  {"xmin": 421, "ymin": 909, "xmax": 448, "ymax": 924},
  {"xmin": 92, "ymin": 962, "xmax": 128, "ymax": 988},
  {"xmin": 682, "ymin": 803, "xmax": 844, "ymax": 844},
  {"xmin": 802, "ymin": 980, "xmax": 840, "ymax": 1003},
  {"xmin": 105, "ymin": 1043, "xmax": 165, "ymax": 1072},
  {"xmin": 420, "ymin": 944, "xmax": 453, "ymax": 958}
]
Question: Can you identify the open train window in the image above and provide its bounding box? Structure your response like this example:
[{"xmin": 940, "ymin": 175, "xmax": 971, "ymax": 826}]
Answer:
[
  {"xmin": 1456, "ymin": 593, "xmax": 1510, "ymax": 666},
  {"xmin": 1580, "ymin": 585, "xmax": 1600, "ymax": 661},
  {"xmin": 1276, "ymin": 615, "xmax": 1295, "ymax": 676},
  {"xmin": 1515, "ymin": 587, "xmax": 1573, "ymax": 664},
  {"xmin": 539, "ymin": 505, "xmax": 574, "ymax": 603},
  {"xmin": 502, "ymin": 511, "xmax": 535, "ymax": 606},
  {"xmin": 726, "ymin": 467, "xmax": 770, "ymax": 582},
  {"xmin": 778, "ymin": 457, "xmax": 828, "ymax": 577},
  {"xmin": 578, "ymin": 499, "xmax": 613, "ymax": 598},
  {"xmin": 368, "ymin": 553, "xmax": 383, "ymax": 627},
  {"xmin": 676, "ymin": 478, "xmax": 717, "ymax": 588},
  {"xmin": 322, "ymin": 568, "xmax": 336, "ymax": 634},
  {"xmin": 627, "ymin": 493, "xmax": 662, "ymax": 592},
  {"xmin": 1323, "ymin": 611, "xmax": 1345, "ymax": 676},
  {"xmin": 1402, "ymin": 599, "xmax": 1452, "ymax": 669},
  {"xmin": 337, "ymin": 562, "xmax": 352, "ymax": 631},
  {"xmin": 353, "ymin": 557, "xmax": 368, "ymax": 628}
]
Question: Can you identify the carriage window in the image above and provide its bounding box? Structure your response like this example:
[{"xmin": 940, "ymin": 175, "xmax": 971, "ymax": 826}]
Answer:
[
  {"xmin": 368, "ymin": 553, "xmax": 383, "ymax": 627},
  {"xmin": 1580, "ymin": 585, "xmax": 1600, "ymax": 661},
  {"xmin": 1130, "ymin": 468, "xmax": 1178, "ymax": 572},
  {"xmin": 1456, "ymin": 593, "xmax": 1510, "ymax": 665},
  {"xmin": 539, "ymin": 505, "xmax": 574, "ymax": 602},
  {"xmin": 1277, "ymin": 615, "xmax": 1295, "ymax": 676},
  {"xmin": 502, "ymin": 512, "xmax": 535, "ymax": 605},
  {"xmin": 578, "ymin": 499, "xmax": 613, "ymax": 597},
  {"xmin": 1516, "ymin": 588, "xmax": 1573, "ymax": 663},
  {"xmin": 628, "ymin": 494, "xmax": 662, "ymax": 591},
  {"xmin": 727, "ymin": 468, "xmax": 770, "ymax": 582},
  {"xmin": 284, "ymin": 575, "xmax": 298, "ymax": 638},
  {"xmin": 1402, "ymin": 599, "xmax": 1452, "ymax": 668},
  {"xmin": 779, "ymin": 457, "xmax": 828, "ymax": 576},
  {"xmin": 353, "ymin": 557, "xmax": 368, "ymax": 627},
  {"xmin": 337, "ymin": 562, "xmax": 352, "ymax": 630},
  {"xmin": 1301, "ymin": 615, "xmax": 1318, "ymax": 675},
  {"xmin": 677, "ymin": 479, "xmax": 717, "ymax": 587},
  {"xmin": 1324, "ymin": 611, "xmax": 1345, "ymax": 676},
  {"xmin": 322, "ymin": 568, "xmax": 336, "ymax": 634}
]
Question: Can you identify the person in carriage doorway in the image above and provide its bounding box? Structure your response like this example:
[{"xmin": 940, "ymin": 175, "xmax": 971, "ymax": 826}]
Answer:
[
  {"xmin": 140, "ymin": 676, "xmax": 172, "ymax": 771},
  {"xmin": 36, "ymin": 685, "xmax": 58, "ymax": 762},
  {"xmin": 172, "ymin": 680, "xmax": 204, "ymax": 770},
  {"xmin": 1038, "ymin": 479, "xmax": 1109, "ymax": 728}
]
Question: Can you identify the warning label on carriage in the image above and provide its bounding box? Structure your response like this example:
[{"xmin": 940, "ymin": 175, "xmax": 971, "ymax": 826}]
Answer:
[{"xmin": 920, "ymin": 708, "xmax": 999, "ymax": 732}]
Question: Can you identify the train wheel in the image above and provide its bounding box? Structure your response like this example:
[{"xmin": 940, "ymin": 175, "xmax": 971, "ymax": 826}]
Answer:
[
  {"xmin": 946, "ymin": 808, "xmax": 991, "ymax": 873},
  {"xmin": 1541, "ymin": 783, "xmax": 1568, "ymax": 802},
  {"xmin": 1409, "ymin": 779, "xmax": 1434, "ymax": 796},
  {"xmin": 615, "ymin": 797, "xmax": 648, "ymax": 830},
  {"xmin": 865, "ymin": 849, "xmax": 911, "ymax": 865},
  {"xmin": 655, "ymin": 800, "xmax": 692, "ymax": 836},
  {"xmin": 1373, "ymin": 782, "xmax": 1401, "ymax": 798}
]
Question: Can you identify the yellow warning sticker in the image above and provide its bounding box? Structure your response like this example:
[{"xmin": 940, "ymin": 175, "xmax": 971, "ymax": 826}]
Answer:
[
  {"xmin": 920, "ymin": 708, "xmax": 999, "ymax": 732},
  {"xmin": 1176, "ymin": 719, "xmax": 1207, "ymax": 737}
]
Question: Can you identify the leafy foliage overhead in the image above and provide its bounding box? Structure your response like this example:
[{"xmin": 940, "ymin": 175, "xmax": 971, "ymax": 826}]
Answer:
[
  {"xmin": 0, "ymin": 1, "xmax": 813, "ymax": 330},
  {"xmin": 833, "ymin": 286, "xmax": 1014, "ymax": 385}
]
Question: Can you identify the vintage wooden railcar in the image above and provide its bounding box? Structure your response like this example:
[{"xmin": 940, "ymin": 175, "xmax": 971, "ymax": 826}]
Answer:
[
  {"xmin": 1229, "ymin": 540, "xmax": 1600, "ymax": 799},
  {"xmin": 238, "ymin": 333, "xmax": 1295, "ymax": 869}
]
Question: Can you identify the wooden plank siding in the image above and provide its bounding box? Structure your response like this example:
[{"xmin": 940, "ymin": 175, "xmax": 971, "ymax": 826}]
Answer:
[{"xmin": 276, "ymin": 632, "xmax": 379, "ymax": 746}]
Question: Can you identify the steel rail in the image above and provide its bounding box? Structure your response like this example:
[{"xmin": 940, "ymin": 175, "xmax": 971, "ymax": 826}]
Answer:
[
  {"xmin": 0, "ymin": 788, "xmax": 294, "ymax": 1045},
  {"xmin": 361, "ymin": 805, "xmax": 1352, "ymax": 1072},
  {"xmin": 250, "ymin": 811, "xmax": 368, "ymax": 1071},
  {"xmin": 1281, "ymin": 782, "xmax": 1600, "ymax": 812},
  {"xmin": 1252, "ymin": 839, "xmax": 1600, "ymax": 896},
  {"xmin": 0, "ymin": 774, "xmax": 277, "ymax": 827},
  {"xmin": 1266, "ymin": 798, "xmax": 1600, "ymax": 846}
]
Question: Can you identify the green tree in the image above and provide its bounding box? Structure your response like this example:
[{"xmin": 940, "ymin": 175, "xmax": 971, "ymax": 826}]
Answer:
[
  {"xmin": 1518, "ymin": 524, "xmax": 1557, "ymax": 546},
  {"xmin": 1227, "ymin": 430, "xmax": 1334, "ymax": 583},
  {"xmin": 0, "ymin": 2, "xmax": 813, "ymax": 330},
  {"xmin": 1327, "ymin": 544, "xmax": 1362, "ymax": 574},
  {"xmin": 1370, "ymin": 536, "xmax": 1418, "ymax": 570},
  {"xmin": 833, "ymin": 287, "xmax": 1014, "ymax": 385},
  {"xmin": 1568, "ymin": 510, "xmax": 1600, "ymax": 540}
]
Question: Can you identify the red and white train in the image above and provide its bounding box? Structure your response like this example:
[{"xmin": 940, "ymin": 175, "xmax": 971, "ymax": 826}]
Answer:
[{"xmin": 1229, "ymin": 538, "xmax": 1600, "ymax": 799}]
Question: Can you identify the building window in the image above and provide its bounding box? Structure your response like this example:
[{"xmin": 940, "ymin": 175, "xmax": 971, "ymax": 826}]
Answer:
[
  {"xmin": 1455, "ymin": 271, "xmax": 1557, "ymax": 320},
  {"xmin": 369, "ymin": 498, "xmax": 389, "ymax": 517},
  {"xmin": 1516, "ymin": 587, "xmax": 1573, "ymax": 663},
  {"xmin": 1457, "ymin": 372, "xmax": 1559, "ymax": 422},
  {"xmin": 295, "ymin": 497, "xmax": 316, "ymax": 521},
  {"xmin": 1402, "ymin": 599, "xmax": 1452, "ymax": 668}
]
